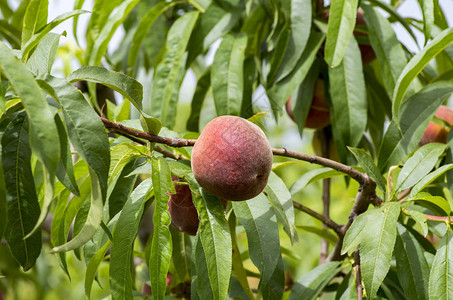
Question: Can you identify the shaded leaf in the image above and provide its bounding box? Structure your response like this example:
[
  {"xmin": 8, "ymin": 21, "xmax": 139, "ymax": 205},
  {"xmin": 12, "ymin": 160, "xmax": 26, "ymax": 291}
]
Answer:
[
  {"xmin": 429, "ymin": 227, "xmax": 453, "ymax": 299},
  {"xmin": 290, "ymin": 167, "xmax": 344, "ymax": 196},
  {"xmin": 348, "ymin": 147, "xmax": 386, "ymax": 193}
]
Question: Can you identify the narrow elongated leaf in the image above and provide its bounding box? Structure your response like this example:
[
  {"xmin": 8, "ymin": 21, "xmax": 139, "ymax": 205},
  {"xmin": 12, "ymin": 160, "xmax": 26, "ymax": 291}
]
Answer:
[
  {"xmin": 187, "ymin": 68, "xmax": 211, "ymax": 132},
  {"xmin": 348, "ymin": 147, "xmax": 386, "ymax": 193},
  {"xmin": 2, "ymin": 113, "xmax": 42, "ymax": 270},
  {"xmin": 128, "ymin": 1, "xmax": 180, "ymax": 70},
  {"xmin": 193, "ymin": 234, "xmax": 213, "ymax": 299},
  {"xmin": 361, "ymin": 202, "xmax": 401, "ymax": 299},
  {"xmin": 429, "ymin": 227, "xmax": 453, "ymax": 299},
  {"xmin": 378, "ymin": 81, "xmax": 453, "ymax": 171},
  {"xmin": 88, "ymin": 0, "xmax": 139, "ymax": 66},
  {"xmin": 150, "ymin": 11, "xmax": 199, "ymax": 128},
  {"xmin": 38, "ymin": 76, "xmax": 110, "ymax": 201},
  {"xmin": 67, "ymin": 66, "xmax": 143, "ymax": 111},
  {"xmin": 51, "ymin": 168, "xmax": 104, "ymax": 253},
  {"xmin": 408, "ymin": 193, "xmax": 451, "ymax": 215},
  {"xmin": 261, "ymin": 254, "xmax": 285, "ymax": 300},
  {"xmin": 0, "ymin": 41, "xmax": 59, "ymax": 190},
  {"xmin": 410, "ymin": 164, "xmax": 453, "ymax": 197},
  {"xmin": 273, "ymin": 0, "xmax": 311, "ymax": 82},
  {"xmin": 393, "ymin": 27, "xmax": 453, "ymax": 124},
  {"xmin": 233, "ymin": 194, "xmax": 280, "ymax": 287},
  {"xmin": 421, "ymin": 0, "xmax": 434, "ymax": 45},
  {"xmin": 395, "ymin": 223, "xmax": 429, "ymax": 300},
  {"xmin": 265, "ymin": 172, "xmax": 297, "ymax": 243},
  {"xmin": 396, "ymin": 143, "xmax": 446, "ymax": 193},
  {"xmin": 290, "ymin": 261, "xmax": 341, "ymax": 300},
  {"xmin": 186, "ymin": 4, "xmax": 240, "ymax": 66},
  {"xmin": 290, "ymin": 167, "xmax": 343, "ymax": 195},
  {"xmin": 212, "ymin": 33, "xmax": 247, "ymax": 116},
  {"xmin": 107, "ymin": 160, "xmax": 138, "ymax": 219},
  {"xmin": 72, "ymin": 0, "xmax": 85, "ymax": 45},
  {"xmin": 0, "ymin": 20, "xmax": 21, "ymax": 49},
  {"xmin": 108, "ymin": 143, "xmax": 146, "ymax": 185},
  {"xmin": 170, "ymin": 227, "xmax": 192, "ymax": 282},
  {"xmin": 86, "ymin": 0, "xmax": 122, "ymax": 49},
  {"xmin": 329, "ymin": 36, "xmax": 367, "ymax": 157},
  {"xmin": 85, "ymin": 240, "xmax": 111, "ymax": 299},
  {"xmin": 55, "ymin": 113, "xmax": 79, "ymax": 196},
  {"xmin": 110, "ymin": 179, "xmax": 152, "ymax": 300},
  {"xmin": 21, "ymin": 10, "xmax": 88, "ymax": 61},
  {"xmin": 267, "ymin": 32, "xmax": 325, "ymax": 120},
  {"xmin": 324, "ymin": 0, "xmax": 358, "ymax": 67},
  {"xmin": 187, "ymin": 174, "xmax": 232, "ymax": 300},
  {"xmin": 406, "ymin": 209, "xmax": 428, "ymax": 237},
  {"xmin": 21, "ymin": 0, "xmax": 48, "ymax": 47},
  {"xmin": 26, "ymin": 32, "xmax": 61, "ymax": 75},
  {"xmin": 150, "ymin": 157, "xmax": 173, "ymax": 300},
  {"xmin": 362, "ymin": 4, "xmax": 407, "ymax": 98}
]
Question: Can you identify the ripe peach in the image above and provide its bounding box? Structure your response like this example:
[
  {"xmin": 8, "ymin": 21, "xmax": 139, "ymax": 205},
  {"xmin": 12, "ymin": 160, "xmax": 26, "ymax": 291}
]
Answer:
[
  {"xmin": 191, "ymin": 116, "xmax": 273, "ymax": 201},
  {"xmin": 419, "ymin": 105, "xmax": 453, "ymax": 146},
  {"xmin": 286, "ymin": 79, "xmax": 330, "ymax": 129}
]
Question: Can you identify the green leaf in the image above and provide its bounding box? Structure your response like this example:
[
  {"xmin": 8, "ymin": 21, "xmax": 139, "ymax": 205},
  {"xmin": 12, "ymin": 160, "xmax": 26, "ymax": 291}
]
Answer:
[
  {"xmin": 233, "ymin": 194, "xmax": 280, "ymax": 287},
  {"xmin": 410, "ymin": 164, "xmax": 453, "ymax": 197},
  {"xmin": 429, "ymin": 227, "xmax": 453, "ymax": 299},
  {"xmin": 393, "ymin": 27, "xmax": 453, "ymax": 125},
  {"xmin": 86, "ymin": 0, "xmax": 122, "ymax": 51},
  {"xmin": 329, "ymin": 36, "xmax": 367, "ymax": 158},
  {"xmin": 396, "ymin": 143, "xmax": 446, "ymax": 193},
  {"xmin": 51, "ymin": 168, "xmax": 104, "ymax": 253},
  {"xmin": 261, "ymin": 254, "xmax": 285, "ymax": 300},
  {"xmin": 193, "ymin": 234, "xmax": 213, "ymax": 299},
  {"xmin": 324, "ymin": 0, "xmax": 358, "ymax": 67},
  {"xmin": 289, "ymin": 261, "xmax": 341, "ymax": 300},
  {"xmin": 187, "ymin": 174, "xmax": 232, "ymax": 300},
  {"xmin": 341, "ymin": 213, "xmax": 368, "ymax": 255},
  {"xmin": 378, "ymin": 81, "xmax": 453, "ymax": 171},
  {"xmin": 406, "ymin": 210, "xmax": 428, "ymax": 237},
  {"xmin": 38, "ymin": 75, "xmax": 110, "ymax": 199},
  {"xmin": 128, "ymin": 1, "xmax": 181, "ymax": 71},
  {"xmin": 2, "ymin": 113, "xmax": 42, "ymax": 270},
  {"xmin": 55, "ymin": 113, "xmax": 79, "ymax": 196},
  {"xmin": 0, "ymin": 150, "xmax": 6, "ymax": 240},
  {"xmin": 88, "ymin": 0, "xmax": 139, "ymax": 66},
  {"xmin": 408, "ymin": 193, "xmax": 451, "ymax": 216},
  {"xmin": 0, "ymin": 41, "xmax": 59, "ymax": 194},
  {"xmin": 21, "ymin": 0, "xmax": 48, "ymax": 47},
  {"xmin": 348, "ymin": 147, "xmax": 386, "ymax": 193},
  {"xmin": 212, "ymin": 33, "xmax": 247, "ymax": 116},
  {"xmin": 26, "ymin": 32, "xmax": 61, "ymax": 75},
  {"xmin": 290, "ymin": 167, "xmax": 344, "ymax": 195},
  {"xmin": 273, "ymin": 0, "xmax": 312, "ymax": 83},
  {"xmin": 110, "ymin": 178, "xmax": 152, "ymax": 300},
  {"xmin": 395, "ymin": 223, "xmax": 429, "ymax": 300},
  {"xmin": 421, "ymin": 0, "xmax": 434, "ymax": 45},
  {"xmin": 266, "ymin": 32, "xmax": 325, "ymax": 121},
  {"xmin": 72, "ymin": 0, "xmax": 85, "ymax": 46},
  {"xmin": 361, "ymin": 202, "xmax": 401, "ymax": 299},
  {"xmin": 21, "ymin": 10, "xmax": 88, "ymax": 62},
  {"xmin": 187, "ymin": 67, "xmax": 211, "ymax": 132},
  {"xmin": 67, "ymin": 66, "xmax": 143, "ymax": 111},
  {"xmin": 150, "ymin": 11, "xmax": 199, "ymax": 128},
  {"xmin": 109, "ymin": 143, "xmax": 145, "ymax": 185},
  {"xmin": 362, "ymin": 4, "xmax": 407, "ymax": 98},
  {"xmin": 186, "ymin": 4, "xmax": 240, "ymax": 66},
  {"xmin": 0, "ymin": 20, "xmax": 21, "ymax": 49},
  {"xmin": 150, "ymin": 157, "xmax": 173, "ymax": 300},
  {"xmin": 85, "ymin": 240, "xmax": 111, "ymax": 300},
  {"xmin": 107, "ymin": 160, "xmax": 138, "ymax": 219},
  {"xmin": 265, "ymin": 172, "xmax": 298, "ymax": 243},
  {"xmin": 170, "ymin": 227, "xmax": 192, "ymax": 282}
]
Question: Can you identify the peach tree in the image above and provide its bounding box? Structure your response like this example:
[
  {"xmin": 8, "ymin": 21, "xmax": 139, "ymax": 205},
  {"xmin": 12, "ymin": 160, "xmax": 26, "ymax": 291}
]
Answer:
[{"xmin": 0, "ymin": 0, "xmax": 453, "ymax": 299}]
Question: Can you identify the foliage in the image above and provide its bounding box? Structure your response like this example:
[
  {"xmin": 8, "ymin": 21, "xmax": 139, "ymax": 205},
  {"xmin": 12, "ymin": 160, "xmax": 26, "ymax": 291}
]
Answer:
[{"xmin": 0, "ymin": 0, "xmax": 453, "ymax": 299}]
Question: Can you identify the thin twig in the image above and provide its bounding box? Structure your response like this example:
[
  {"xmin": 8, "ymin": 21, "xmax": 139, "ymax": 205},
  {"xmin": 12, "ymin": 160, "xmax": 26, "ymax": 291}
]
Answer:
[
  {"xmin": 292, "ymin": 201, "xmax": 342, "ymax": 235},
  {"xmin": 320, "ymin": 129, "xmax": 331, "ymax": 264},
  {"xmin": 109, "ymin": 129, "xmax": 185, "ymax": 160},
  {"xmin": 355, "ymin": 250, "xmax": 363, "ymax": 300},
  {"xmin": 272, "ymin": 148, "xmax": 367, "ymax": 185},
  {"xmin": 101, "ymin": 116, "xmax": 196, "ymax": 147}
]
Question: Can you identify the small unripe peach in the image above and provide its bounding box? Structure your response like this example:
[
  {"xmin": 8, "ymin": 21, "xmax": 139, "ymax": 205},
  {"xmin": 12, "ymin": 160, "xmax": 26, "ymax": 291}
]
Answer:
[
  {"xmin": 286, "ymin": 79, "xmax": 330, "ymax": 129},
  {"xmin": 191, "ymin": 116, "xmax": 273, "ymax": 201},
  {"xmin": 419, "ymin": 105, "xmax": 453, "ymax": 146}
]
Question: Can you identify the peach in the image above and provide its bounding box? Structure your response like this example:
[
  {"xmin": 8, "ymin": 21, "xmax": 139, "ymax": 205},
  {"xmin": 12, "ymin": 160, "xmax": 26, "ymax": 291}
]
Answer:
[
  {"xmin": 419, "ymin": 105, "xmax": 453, "ymax": 146},
  {"xmin": 191, "ymin": 116, "xmax": 273, "ymax": 201}
]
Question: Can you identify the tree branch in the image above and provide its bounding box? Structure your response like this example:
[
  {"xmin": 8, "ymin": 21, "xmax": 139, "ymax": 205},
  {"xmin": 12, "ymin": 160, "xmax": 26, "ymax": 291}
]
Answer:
[
  {"xmin": 355, "ymin": 250, "xmax": 363, "ymax": 300},
  {"xmin": 292, "ymin": 201, "xmax": 342, "ymax": 235}
]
